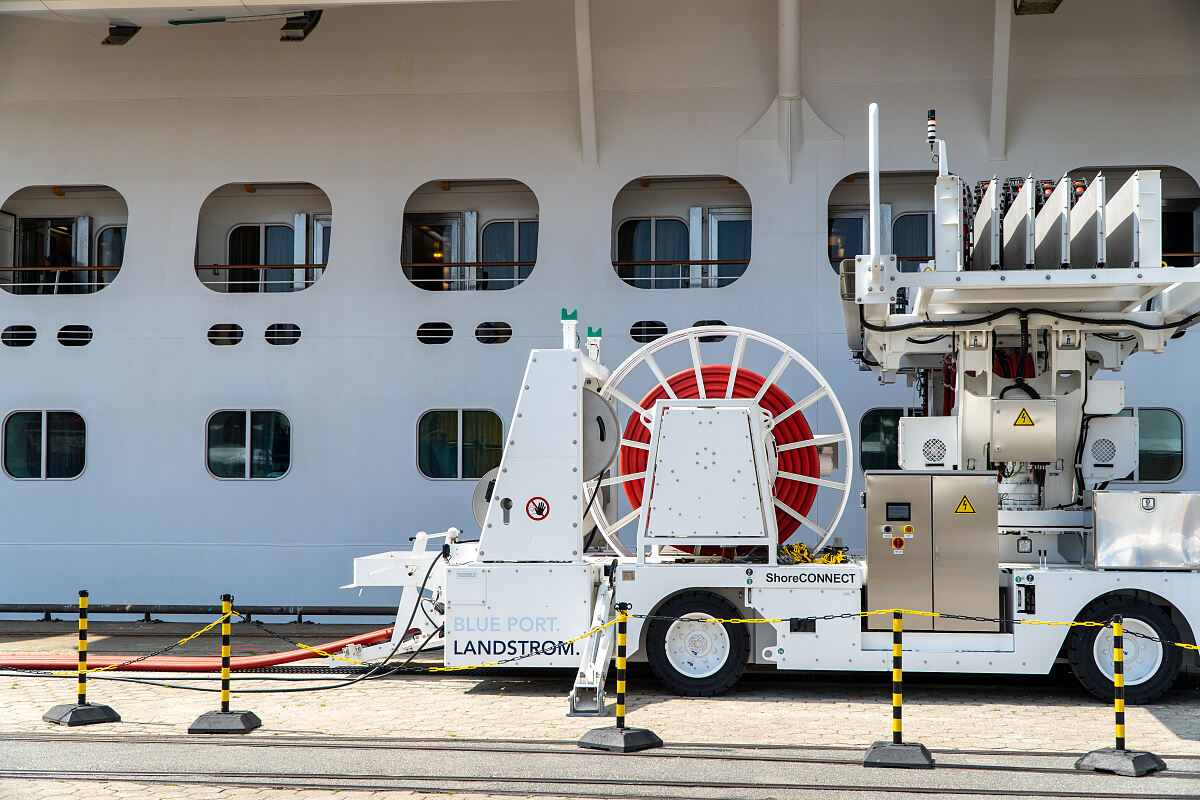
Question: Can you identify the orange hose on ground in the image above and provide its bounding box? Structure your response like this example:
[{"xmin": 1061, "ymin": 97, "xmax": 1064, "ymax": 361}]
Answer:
[{"xmin": 0, "ymin": 626, "xmax": 395, "ymax": 672}]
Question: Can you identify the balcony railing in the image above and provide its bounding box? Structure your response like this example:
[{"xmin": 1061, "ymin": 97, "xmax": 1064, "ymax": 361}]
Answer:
[
  {"xmin": 612, "ymin": 258, "xmax": 749, "ymax": 289},
  {"xmin": 195, "ymin": 264, "xmax": 326, "ymax": 292},
  {"xmin": 0, "ymin": 266, "xmax": 120, "ymax": 294},
  {"xmin": 402, "ymin": 261, "xmax": 534, "ymax": 291}
]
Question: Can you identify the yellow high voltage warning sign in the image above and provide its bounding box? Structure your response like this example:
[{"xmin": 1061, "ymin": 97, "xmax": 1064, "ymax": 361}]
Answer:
[
  {"xmin": 1013, "ymin": 408, "xmax": 1035, "ymax": 426},
  {"xmin": 955, "ymin": 495, "xmax": 977, "ymax": 514}
]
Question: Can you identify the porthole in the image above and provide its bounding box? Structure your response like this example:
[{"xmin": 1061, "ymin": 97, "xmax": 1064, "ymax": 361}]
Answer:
[
  {"xmin": 475, "ymin": 321, "xmax": 512, "ymax": 344},
  {"xmin": 417, "ymin": 322, "xmax": 453, "ymax": 344},
  {"xmin": 693, "ymin": 319, "xmax": 728, "ymax": 342},
  {"xmin": 57, "ymin": 325, "xmax": 93, "ymax": 347},
  {"xmin": 208, "ymin": 324, "xmax": 244, "ymax": 346},
  {"xmin": 1, "ymin": 325, "xmax": 35, "ymax": 347},
  {"xmin": 630, "ymin": 320, "xmax": 668, "ymax": 343},
  {"xmin": 265, "ymin": 323, "xmax": 302, "ymax": 345}
]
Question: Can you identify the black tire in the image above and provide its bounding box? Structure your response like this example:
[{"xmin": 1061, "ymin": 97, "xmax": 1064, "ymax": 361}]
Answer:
[
  {"xmin": 645, "ymin": 591, "xmax": 749, "ymax": 696},
  {"xmin": 1067, "ymin": 596, "xmax": 1182, "ymax": 704}
]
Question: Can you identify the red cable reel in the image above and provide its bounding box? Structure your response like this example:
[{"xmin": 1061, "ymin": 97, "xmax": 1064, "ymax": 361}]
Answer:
[{"xmin": 619, "ymin": 364, "xmax": 821, "ymax": 543}]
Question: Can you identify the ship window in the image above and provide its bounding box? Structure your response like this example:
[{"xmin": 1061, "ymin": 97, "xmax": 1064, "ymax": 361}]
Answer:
[
  {"xmin": 612, "ymin": 176, "xmax": 751, "ymax": 289},
  {"xmin": 417, "ymin": 322, "xmax": 453, "ymax": 344},
  {"xmin": 860, "ymin": 408, "xmax": 902, "ymax": 471},
  {"xmin": 0, "ymin": 185, "xmax": 128, "ymax": 294},
  {"xmin": 1115, "ymin": 408, "xmax": 1183, "ymax": 482},
  {"xmin": 195, "ymin": 182, "xmax": 330, "ymax": 293},
  {"xmin": 227, "ymin": 224, "xmax": 294, "ymax": 293},
  {"xmin": 265, "ymin": 323, "xmax": 302, "ymax": 345},
  {"xmin": 829, "ymin": 214, "xmax": 866, "ymax": 271},
  {"xmin": 615, "ymin": 218, "xmax": 688, "ymax": 289},
  {"xmin": 475, "ymin": 321, "xmax": 512, "ymax": 344},
  {"xmin": 2, "ymin": 325, "xmax": 35, "ymax": 347},
  {"xmin": 630, "ymin": 320, "xmax": 668, "ymax": 343},
  {"xmin": 3, "ymin": 410, "xmax": 85, "ymax": 480},
  {"xmin": 57, "ymin": 325, "xmax": 92, "ymax": 347},
  {"xmin": 417, "ymin": 409, "xmax": 503, "ymax": 480},
  {"xmin": 693, "ymin": 320, "xmax": 728, "ymax": 342},
  {"xmin": 208, "ymin": 324, "xmax": 244, "ymax": 346},
  {"xmin": 893, "ymin": 212, "xmax": 933, "ymax": 272},
  {"xmin": 402, "ymin": 179, "xmax": 538, "ymax": 291},
  {"xmin": 479, "ymin": 220, "xmax": 538, "ymax": 290},
  {"xmin": 206, "ymin": 410, "xmax": 291, "ymax": 480}
]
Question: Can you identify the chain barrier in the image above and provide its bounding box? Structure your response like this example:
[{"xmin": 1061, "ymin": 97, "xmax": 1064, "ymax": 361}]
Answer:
[
  {"xmin": 43, "ymin": 610, "xmax": 237, "ymax": 676},
  {"xmin": 233, "ymin": 613, "xmax": 367, "ymax": 666}
]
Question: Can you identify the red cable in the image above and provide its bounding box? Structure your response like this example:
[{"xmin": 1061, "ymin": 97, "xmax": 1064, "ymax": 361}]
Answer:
[
  {"xmin": 618, "ymin": 365, "xmax": 819, "ymax": 542},
  {"xmin": 0, "ymin": 626, "xmax": 396, "ymax": 672}
]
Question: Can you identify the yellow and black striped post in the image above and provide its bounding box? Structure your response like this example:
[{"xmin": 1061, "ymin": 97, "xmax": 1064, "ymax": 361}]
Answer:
[
  {"xmin": 189, "ymin": 593, "xmax": 261, "ymax": 734},
  {"xmin": 1074, "ymin": 614, "xmax": 1165, "ymax": 776},
  {"xmin": 1113, "ymin": 615, "xmax": 1125, "ymax": 751},
  {"xmin": 577, "ymin": 602, "xmax": 662, "ymax": 752},
  {"xmin": 615, "ymin": 604, "xmax": 628, "ymax": 730},
  {"xmin": 892, "ymin": 610, "xmax": 903, "ymax": 745},
  {"xmin": 220, "ymin": 593, "xmax": 232, "ymax": 714},
  {"xmin": 77, "ymin": 589, "xmax": 89, "ymax": 707},
  {"xmin": 42, "ymin": 589, "xmax": 120, "ymax": 726},
  {"xmin": 864, "ymin": 610, "xmax": 932, "ymax": 768}
]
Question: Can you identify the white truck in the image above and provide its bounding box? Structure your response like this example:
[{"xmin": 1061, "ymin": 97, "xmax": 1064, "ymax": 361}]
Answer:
[{"xmin": 347, "ymin": 105, "xmax": 1200, "ymax": 712}]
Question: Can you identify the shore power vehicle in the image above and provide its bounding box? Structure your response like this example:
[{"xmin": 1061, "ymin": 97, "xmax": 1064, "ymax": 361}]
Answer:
[{"xmin": 347, "ymin": 105, "xmax": 1200, "ymax": 711}]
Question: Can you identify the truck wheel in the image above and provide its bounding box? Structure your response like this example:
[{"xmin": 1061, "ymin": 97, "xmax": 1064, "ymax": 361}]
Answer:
[
  {"xmin": 1067, "ymin": 596, "xmax": 1182, "ymax": 704},
  {"xmin": 645, "ymin": 592, "xmax": 749, "ymax": 696}
]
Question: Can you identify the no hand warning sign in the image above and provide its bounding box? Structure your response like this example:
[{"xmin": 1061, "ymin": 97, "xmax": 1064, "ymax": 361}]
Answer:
[
  {"xmin": 954, "ymin": 495, "xmax": 977, "ymax": 514},
  {"xmin": 526, "ymin": 497, "xmax": 550, "ymax": 521},
  {"xmin": 1013, "ymin": 408, "xmax": 1035, "ymax": 427}
]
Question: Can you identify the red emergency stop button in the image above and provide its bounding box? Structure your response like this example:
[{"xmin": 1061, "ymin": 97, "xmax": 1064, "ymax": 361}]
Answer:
[{"xmin": 892, "ymin": 537, "xmax": 905, "ymax": 550}]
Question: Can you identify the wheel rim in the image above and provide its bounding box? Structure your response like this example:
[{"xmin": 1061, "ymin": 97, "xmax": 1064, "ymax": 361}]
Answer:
[
  {"xmin": 1092, "ymin": 618, "xmax": 1164, "ymax": 686},
  {"xmin": 664, "ymin": 612, "xmax": 730, "ymax": 679}
]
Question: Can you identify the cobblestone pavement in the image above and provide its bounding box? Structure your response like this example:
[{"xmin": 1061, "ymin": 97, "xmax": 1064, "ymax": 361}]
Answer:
[{"xmin": 3, "ymin": 622, "xmax": 1200, "ymax": 798}]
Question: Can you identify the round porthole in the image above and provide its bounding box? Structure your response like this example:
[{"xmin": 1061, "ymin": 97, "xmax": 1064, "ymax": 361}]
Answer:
[
  {"xmin": 475, "ymin": 321, "xmax": 512, "ymax": 344},
  {"xmin": 630, "ymin": 320, "xmax": 668, "ymax": 343},
  {"xmin": 208, "ymin": 324, "xmax": 244, "ymax": 346},
  {"xmin": 266, "ymin": 323, "xmax": 302, "ymax": 345},
  {"xmin": 57, "ymin": 325, "xmax": 93, "ymax": 347},
  {"xmin": 1, "ymin": 325, "xmax": 36, "ymax": 347},
  {"xmin": 417, "ymin": 322, "xmax": 453, "ymax": 344}
]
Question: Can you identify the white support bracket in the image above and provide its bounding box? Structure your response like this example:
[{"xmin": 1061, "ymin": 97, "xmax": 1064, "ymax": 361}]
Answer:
[{"xmin": 568, "ymin": 568, "xmax": 618, "ymax": 715}]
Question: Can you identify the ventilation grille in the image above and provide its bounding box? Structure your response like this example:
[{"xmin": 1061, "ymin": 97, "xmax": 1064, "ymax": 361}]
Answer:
[
  {"xmin": 922, "ymin": 438, "xmax": 947, "ymax": 463},
  {"xmin": 1091, "ymin": 438, "xmax": 1117, "ymax": 464}
]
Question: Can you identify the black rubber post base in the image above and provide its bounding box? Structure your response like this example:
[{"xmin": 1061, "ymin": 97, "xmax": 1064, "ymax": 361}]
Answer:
[
  {"xmin": 42, "ymin": 703, "xmax": 121, "ymax": 727},
  {"xmin": 188, "ymin": 710, "xmax": 262, "ymax": 734},
  {"xmin": 577, "ymin": 726, "xmax": 664, "ymax": 753},
  {"xmin": 1075, "ymin": 747, "xmax": 1166, "ymax": 777},
  {"xmin": 863, "ymin": 741, "xmax": 935, "ymax": 769}
]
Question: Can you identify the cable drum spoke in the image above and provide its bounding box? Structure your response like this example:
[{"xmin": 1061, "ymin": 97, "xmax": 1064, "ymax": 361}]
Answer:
[
  {"xmin": 777, "ymin": 432, "xmax": 847, "ymax": 452},
  {"xmin": 598, "ymin": 325, "xmax": 854, "ymax": 553}
]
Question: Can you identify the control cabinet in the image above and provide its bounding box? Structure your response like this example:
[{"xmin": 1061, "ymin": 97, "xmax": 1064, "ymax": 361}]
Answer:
[{"xmin": 865, "ymin": 472, "xmax": 999, "ymax": 632}]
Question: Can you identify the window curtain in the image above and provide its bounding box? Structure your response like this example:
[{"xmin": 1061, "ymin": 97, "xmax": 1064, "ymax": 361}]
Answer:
[
  {"xmin": 419, "ymin": 411, "xmax": 459, "ymax": 479},
  {"xmin": 462, "ymin": 410, "xmax": 502, "ymax": 479},
  {"xmin": 654, "ymin": 219, "xmax": 688, "ymax": 289}
]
